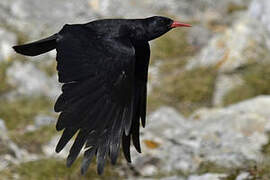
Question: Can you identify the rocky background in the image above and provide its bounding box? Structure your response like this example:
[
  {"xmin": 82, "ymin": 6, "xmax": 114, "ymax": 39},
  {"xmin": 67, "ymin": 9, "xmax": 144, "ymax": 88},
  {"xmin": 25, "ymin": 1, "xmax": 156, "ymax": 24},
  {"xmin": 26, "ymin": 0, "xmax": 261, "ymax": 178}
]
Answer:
[{"xmin": 0, "ymin": 0, "xmax": 270, "ymax": 179}]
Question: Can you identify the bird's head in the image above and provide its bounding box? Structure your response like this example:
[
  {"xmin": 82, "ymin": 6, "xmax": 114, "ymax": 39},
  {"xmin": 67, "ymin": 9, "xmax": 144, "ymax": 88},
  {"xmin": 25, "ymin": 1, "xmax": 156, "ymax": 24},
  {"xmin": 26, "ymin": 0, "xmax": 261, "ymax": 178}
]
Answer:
[{"xmin": 142, "ymin": 16, "xmax": 192, "ymax": 41}]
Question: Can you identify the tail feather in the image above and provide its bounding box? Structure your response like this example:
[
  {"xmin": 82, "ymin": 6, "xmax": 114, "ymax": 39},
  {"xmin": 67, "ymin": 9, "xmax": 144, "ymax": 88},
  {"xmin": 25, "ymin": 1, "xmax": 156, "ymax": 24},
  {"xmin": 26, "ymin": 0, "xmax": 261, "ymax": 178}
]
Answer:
[{"xmin": 13, "ymin": 34, "xmax": 58, "ymax": 56}]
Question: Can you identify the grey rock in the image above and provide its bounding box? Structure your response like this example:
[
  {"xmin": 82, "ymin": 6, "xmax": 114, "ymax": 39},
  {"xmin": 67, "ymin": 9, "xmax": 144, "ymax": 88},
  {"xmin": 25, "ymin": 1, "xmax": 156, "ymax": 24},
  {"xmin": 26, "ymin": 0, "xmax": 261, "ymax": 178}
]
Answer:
[
  {"xmin": 188, "ymin": 96, "xmax": 270, "ymax": 168},
  {"xmin": 186, "ymin": 14, "xmax": 270, "ymax": 72},
  {"xmin": 140, "ymin": 164, "xmax": 158, "ymax": 177},
  {"xmin": 0, "ymin": 119, "xmax": 38, "ymax": 170},
  {"xmin": 0, "ymin": 0, "xmax": 166, "ymax": 41},
  {"xmin": 161, "ymin": 176, "xmax": 185, "ymax": 180},
  {"xmin": 24, "ymin": 124, "xmax": 36, "ymax": 132},
  {"xmin": 88, "ymin": 0, "xmax": 155, "ymax": 18},
  {"xmin": 129, "ymin": 179, "xmax": 155, "ymax": 180},
  {"xmin": 127, "ymin": 178, "xmax": 155, "ymax": 180},
  {"xmin": 132, "ymin": 96, "xmax": 270, "ymax": 175},
  {"xmin": 25, "ymin": 115, "xmax": 56, "ymax": 132},
  {"xmin": 34, "ymin": 115, "xmax": 56, "ymax": 128},
  {"xmin": 249, "ymin": 0, "xmax": 270, "ymax": 49},
  {"xmin": 0, "ymin": 28, "xmax": 17, "ymax": 62},
  {"xmin": 89, "ymin": 0, "xmax": 244, "ymax": 21},
  {"xmin": 150, "ymin": 0, "xmax": 251, "ymax": 21},
  {"xmin": 187, "ymin": 11, "xmax": 270, "ymax": 106},
  {"xmin": 249, "ymin": 0, "xmax": 270, "ymax": 36},
  {"xmin": 236, "ymin": 172, "xmax": 250, "ymax": 180},
  {"xmin": 0, "ymin": 119, "xmax": 7, "ymax": 134},
  {"xmin": 227, "ymin": 96, "xmax": 270, "ymax": 119},
  {"xmin": 142, "ymin": 107, "xmax": 189, "ymax": 140},
  {"xmin": 131, "ymin": 107, "xmax": 192, "ymax": 175},
  {"xmin": 188, "ymin": 173, "xmax": 227, "ymax": 180},
  {"xmin": 0, "ymin": 0, "xmax": 252, "ymax": 43},
  {"xmin": 0, "ymin": 143, "xmax": 39, "ymax": 170},
  {"xmin": 0, "ymin": 0, "xmax": 95, "ymax": 40},
  {"xmin": 127, "ymin": 176, "xmax": 184, "ymax": 180},
  {"xmin": 6, "ymin": 61, "xmax": 61, "ymax": 99},
  {"xmin": 187, "ymin": 25, "xmax": 213, "ymax": 49}
]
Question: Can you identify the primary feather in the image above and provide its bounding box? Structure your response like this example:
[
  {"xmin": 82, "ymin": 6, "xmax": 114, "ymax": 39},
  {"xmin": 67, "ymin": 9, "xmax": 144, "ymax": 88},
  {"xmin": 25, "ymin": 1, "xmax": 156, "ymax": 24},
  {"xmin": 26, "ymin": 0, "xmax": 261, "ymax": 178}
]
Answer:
[{"xmin": 52, "ymin": 24, "xmax": 145, "ymax": 173}]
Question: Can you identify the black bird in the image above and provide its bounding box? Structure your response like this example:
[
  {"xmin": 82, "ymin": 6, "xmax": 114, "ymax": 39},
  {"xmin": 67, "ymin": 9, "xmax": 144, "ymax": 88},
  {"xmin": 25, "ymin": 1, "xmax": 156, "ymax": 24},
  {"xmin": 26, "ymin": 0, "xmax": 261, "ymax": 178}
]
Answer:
[{"xmin": 13, "ymin": 16, "xmax": 191, "ymax": 175}]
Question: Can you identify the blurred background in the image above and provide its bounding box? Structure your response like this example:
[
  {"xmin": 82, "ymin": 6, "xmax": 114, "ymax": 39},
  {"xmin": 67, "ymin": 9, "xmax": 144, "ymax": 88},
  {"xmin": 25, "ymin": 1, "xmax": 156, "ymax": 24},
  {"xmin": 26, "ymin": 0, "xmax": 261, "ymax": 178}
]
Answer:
[{"xmin": 0, "ymin": 0, "xmax": 270, "ymax": 179}]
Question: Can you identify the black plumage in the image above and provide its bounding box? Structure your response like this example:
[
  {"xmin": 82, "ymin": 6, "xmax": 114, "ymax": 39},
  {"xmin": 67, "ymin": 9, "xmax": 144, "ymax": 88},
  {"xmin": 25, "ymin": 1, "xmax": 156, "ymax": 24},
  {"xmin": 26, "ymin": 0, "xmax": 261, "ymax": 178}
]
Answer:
[{"xmin": 12, "ymin": 16, "xmax": 191, "ymax": 174}]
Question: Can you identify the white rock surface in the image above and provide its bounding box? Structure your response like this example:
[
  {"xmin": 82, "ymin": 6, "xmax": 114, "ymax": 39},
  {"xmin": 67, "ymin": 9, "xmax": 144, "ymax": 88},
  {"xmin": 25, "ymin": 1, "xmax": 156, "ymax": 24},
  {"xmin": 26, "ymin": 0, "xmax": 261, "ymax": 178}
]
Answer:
[
  {"xmin": 161, "ymin": 176, "xmax": 185, "ymax": 180},
  {"xmin": 0, "ymin": 0, "xmax": 95, "ymax": 39},
  {"xmin": 0, "ymin": 119, "xmax": 39, "ymax": 170},
  {"xmin": 25, "ymin": 115, "xmax": 56, "ymax": 132},
  {"xmin": 249, "ymin": 0, "xmax": 270, "ymax": 35},
  {"xmin": 249, "ymin": 0, "xmax": 270, "ymax": 49},
  {"xmin": 34, "ymin": 115, "xmax": 56, "ymax": 128},
  {"xmin": 0, "ymin": 28, "xmax": 17, "ymax": 62},
  {"xmin": 0, "ymin": 0, "xmax": 252, "ymax": 41},
  {"xmin": 188, "ymin": 173, "xmax": 227, "ymax": 180},
  {"xmin": 236, "ymin": 172, "xmax": 250, "ymax": 180},
  {"xmin": 6, "ymin": 61, "xmax": 61, "ymax": 99},
  {"xmin": 132, "ymin": 96, "xmax": 270, "ymax": 175},
  {"xmin": 186, "ymin": 14, "xmax": 270, "ymax": 72}
]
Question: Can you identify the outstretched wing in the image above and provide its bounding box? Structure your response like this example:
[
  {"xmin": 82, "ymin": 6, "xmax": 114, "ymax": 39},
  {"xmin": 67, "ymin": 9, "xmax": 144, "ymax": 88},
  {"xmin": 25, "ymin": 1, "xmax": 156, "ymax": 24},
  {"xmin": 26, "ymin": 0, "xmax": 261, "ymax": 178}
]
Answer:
[{"xmin": 54, "ymin": 24, "xmax": 138, "ymax": 174}]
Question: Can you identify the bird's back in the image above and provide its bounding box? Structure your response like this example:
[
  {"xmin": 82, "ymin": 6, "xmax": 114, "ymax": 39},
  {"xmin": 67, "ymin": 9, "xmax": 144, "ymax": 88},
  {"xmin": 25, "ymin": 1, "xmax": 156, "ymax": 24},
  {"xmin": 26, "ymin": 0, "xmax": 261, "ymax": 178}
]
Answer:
[{"xmin": 82, "ymin": 19, "xmax": 143, "ymax": 39}]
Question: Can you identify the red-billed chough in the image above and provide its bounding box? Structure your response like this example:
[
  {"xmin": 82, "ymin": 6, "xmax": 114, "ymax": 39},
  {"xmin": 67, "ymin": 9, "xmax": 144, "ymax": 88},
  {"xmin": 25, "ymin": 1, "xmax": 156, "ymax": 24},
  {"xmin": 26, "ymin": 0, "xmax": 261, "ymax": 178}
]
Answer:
[{"xmin": 13, "ymin": 16, "xmax": 191, "ymax": 175}]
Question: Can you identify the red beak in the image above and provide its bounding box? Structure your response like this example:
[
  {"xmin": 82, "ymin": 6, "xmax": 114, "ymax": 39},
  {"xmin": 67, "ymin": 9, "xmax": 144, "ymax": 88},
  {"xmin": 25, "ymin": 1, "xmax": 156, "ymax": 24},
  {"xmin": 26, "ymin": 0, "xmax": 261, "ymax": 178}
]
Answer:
[{"xmin": 170, "ymin": 21, "xmax": 192, "ymax": 28}]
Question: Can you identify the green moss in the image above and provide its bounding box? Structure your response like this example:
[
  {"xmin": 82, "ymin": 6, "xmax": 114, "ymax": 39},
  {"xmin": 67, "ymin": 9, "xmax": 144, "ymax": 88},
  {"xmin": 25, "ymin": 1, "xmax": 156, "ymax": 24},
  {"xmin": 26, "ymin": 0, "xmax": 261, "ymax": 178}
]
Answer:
[
  {"xmin": 0, "ymin": 142, "xmax": 11, "ymax": 156},
  {"xmin": 223, "ymin": 63, "xmax": 270, "ymax": 106},
  {"xmin": 0, "ymin": 96, "xmax": 53, "ymax": 130},
  {"xmin": 250, "ymin": 162, "xmax": 270, "ymax": 179},
  {"xmin": 10, "ymin": 125, "xmax": 56, "ymax": 153},
  {"xmin": 197, "ymin": 161, "xmax": 267, "ymax": 180},
  {"xmin": 260, "ymin": 133, "xmax": 270, "ymax": 178},
  {"xmin": 0, "ymin": 61, "xmax": 14, "ymax": 95},
  {"xmin": 34, "ymin": 59, "xmax": 57, "ymax": 77},
  {"xmin": 227, "ymin": 2, "xmax": 248, "ymax": 14},
  {"xmin": 262, "ymin": 134, "xmax": 270, "ymax": 156},
  {"xmin": 151, "ymin": 29, "xmax": 195, "ymax": 62},
  {"xmin": 41, "ymin": 61, "xmax": 57, "ymax": 77},
  {"xmin": 149, "ymin": 66, "xmax": 217, "ymax": 115},
  {"xmin": 197, "ymin": 161, "xmax": 243, "ymax": 179},
  {"xmin": 1, "ymin": 158, "xmax": 122, "ymax": 180},
  {"xmin": 198, "ymin": 161, "xmax": 230, "ymax": 174}
]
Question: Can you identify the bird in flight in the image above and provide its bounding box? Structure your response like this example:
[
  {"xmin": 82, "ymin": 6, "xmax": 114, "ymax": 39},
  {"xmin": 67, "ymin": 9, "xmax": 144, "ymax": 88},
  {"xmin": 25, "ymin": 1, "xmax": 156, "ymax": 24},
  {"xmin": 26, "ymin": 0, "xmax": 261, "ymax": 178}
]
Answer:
[{"xmin": 13, "ymin": 16, "xmax": 191, "ymax": 175}]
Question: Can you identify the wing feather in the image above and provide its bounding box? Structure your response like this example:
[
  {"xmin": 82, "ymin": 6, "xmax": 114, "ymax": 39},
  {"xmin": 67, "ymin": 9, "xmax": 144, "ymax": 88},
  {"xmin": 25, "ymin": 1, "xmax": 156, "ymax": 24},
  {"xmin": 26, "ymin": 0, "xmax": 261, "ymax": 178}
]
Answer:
[
  {"xmin": 54, "ymin": 25, "xmax": 150, "ymax": 174},
  {"xmin": 56, "ymin": 127, "xmax": 78, "ymax": 153}
]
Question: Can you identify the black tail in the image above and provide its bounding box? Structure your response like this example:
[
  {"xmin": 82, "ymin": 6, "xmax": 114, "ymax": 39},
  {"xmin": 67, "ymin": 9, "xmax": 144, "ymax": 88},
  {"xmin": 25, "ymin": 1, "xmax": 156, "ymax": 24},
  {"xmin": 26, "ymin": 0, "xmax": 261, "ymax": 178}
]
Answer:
[{"xmin": 13, "ymin": 34, "xmax": 58, "ymax": 56}]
